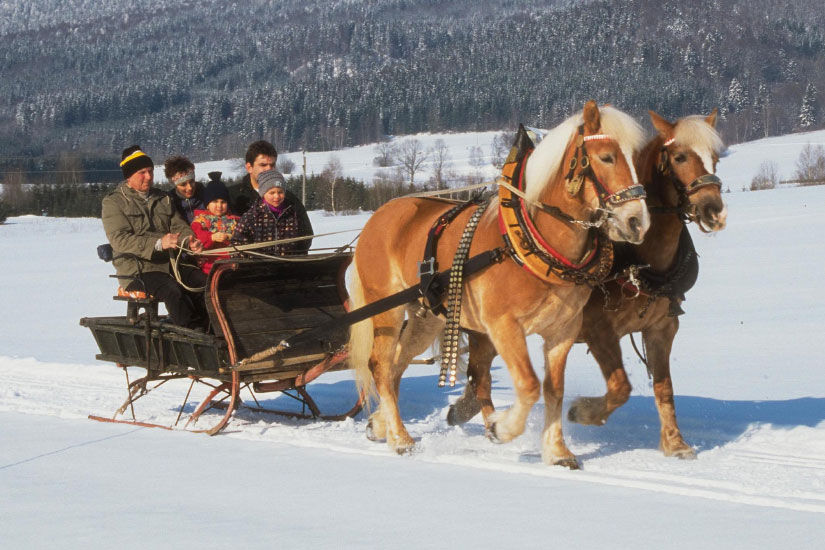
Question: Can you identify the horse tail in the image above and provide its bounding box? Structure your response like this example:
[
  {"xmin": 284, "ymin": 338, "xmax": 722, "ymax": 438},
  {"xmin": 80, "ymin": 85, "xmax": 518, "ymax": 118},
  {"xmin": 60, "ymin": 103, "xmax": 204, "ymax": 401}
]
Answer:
[{"xmin": 348, "ymin": 259, "xmax": 377, "ymax": 408}]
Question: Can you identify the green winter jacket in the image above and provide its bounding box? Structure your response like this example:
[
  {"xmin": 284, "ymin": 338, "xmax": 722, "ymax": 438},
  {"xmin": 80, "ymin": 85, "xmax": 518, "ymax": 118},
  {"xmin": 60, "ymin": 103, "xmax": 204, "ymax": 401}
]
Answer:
[{"xmin": 101, "ymin": 182, "xmax": 195, "ymax": 286}]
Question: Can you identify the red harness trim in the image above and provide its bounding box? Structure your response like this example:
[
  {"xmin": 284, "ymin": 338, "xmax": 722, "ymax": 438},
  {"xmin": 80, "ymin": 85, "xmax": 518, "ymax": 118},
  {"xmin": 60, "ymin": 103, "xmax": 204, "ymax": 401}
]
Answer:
[{"xmin": 509, "ymin": 150, "xmax": 598, "ymax": 270}]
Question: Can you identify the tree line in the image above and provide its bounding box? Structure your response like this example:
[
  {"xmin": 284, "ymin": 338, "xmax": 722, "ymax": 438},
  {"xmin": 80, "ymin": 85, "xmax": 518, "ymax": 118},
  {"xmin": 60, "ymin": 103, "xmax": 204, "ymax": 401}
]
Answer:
[{"xmin": 1, "ymin": 0, "xmax": 823, "ymax": 178}]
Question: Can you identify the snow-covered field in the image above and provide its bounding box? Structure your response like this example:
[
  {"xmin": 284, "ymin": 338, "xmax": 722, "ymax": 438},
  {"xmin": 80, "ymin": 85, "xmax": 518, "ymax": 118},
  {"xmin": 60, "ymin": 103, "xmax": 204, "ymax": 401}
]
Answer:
[
  {"xmin": 183, "ymin": 126, "xmax": 825, "ymax": 195},
  {"xmin": 2, "ymin": 132, "xmax": 825, "ymax": 548}
]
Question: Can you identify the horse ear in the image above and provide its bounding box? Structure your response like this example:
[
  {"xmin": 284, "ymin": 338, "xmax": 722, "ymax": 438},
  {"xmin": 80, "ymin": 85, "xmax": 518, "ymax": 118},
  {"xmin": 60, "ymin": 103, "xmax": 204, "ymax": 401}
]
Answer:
[
  {"xmin": 648, "ymin": 110, "xmax": 674, "ymax": 137},
  {"xmin": 583, "ymin": 101, "xmax": 600, "ymax": 133},
  {"xmin": 706, "ymin": 108, "xmax": 718, "ymax": 128}
]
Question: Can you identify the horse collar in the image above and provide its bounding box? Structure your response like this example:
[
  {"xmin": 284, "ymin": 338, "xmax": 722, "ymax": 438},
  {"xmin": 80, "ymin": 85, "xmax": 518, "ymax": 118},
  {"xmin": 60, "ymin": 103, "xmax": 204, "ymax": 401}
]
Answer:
[{"xmin": 498, "ymin": 141, "xmax": 613, "ymax": 287}]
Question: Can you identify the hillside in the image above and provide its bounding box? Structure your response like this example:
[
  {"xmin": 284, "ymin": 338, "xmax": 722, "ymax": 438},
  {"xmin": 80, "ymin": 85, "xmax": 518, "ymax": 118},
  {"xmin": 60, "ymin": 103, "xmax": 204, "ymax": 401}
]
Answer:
[{"xmin": 1, "ymin": 0, "xmax": 824, "ymax": 173}]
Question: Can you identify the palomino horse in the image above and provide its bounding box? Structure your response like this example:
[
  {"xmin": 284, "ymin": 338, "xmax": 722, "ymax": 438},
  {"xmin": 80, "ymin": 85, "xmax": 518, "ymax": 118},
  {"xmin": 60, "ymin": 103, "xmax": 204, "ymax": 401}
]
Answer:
[
  {"xmin": 449, "ymin": 110, "xmax": 727, "ymax": 460},
  {"xmin": 349, "ymin": 101, "xmax": 650, "ymax": 468}
]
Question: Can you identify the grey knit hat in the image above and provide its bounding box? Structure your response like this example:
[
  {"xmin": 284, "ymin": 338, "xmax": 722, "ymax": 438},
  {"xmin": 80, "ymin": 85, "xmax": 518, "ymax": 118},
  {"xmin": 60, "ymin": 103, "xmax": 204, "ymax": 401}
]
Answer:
[{"xmin": 257, "ymin": 169, "xmax": 286, "ymax": 197}]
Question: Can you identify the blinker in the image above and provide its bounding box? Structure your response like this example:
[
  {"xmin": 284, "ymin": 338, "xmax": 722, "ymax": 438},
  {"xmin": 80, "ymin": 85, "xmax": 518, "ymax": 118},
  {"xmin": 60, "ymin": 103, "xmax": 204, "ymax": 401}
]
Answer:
[{"xmin": 566, "ymin": 175, "xmax": 584, "ymax": 196}]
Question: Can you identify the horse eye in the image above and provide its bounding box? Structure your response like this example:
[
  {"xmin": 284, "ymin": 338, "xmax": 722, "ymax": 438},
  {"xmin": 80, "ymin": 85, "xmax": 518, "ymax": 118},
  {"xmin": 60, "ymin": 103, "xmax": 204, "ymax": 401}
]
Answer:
[
  {"xmin": 674, "ymin": 154, "xmax": 687, "ymax": 163},
  {"xmin": 599, "ymin": 154, "xmax": 615, "ymax": 164}
]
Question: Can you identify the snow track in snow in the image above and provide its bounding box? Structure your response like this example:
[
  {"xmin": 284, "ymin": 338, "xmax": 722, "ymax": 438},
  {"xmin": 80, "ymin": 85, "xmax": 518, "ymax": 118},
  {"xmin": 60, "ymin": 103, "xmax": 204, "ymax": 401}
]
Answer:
[{"xmin": 2, "ymin": 358, "xmax": 823, "ymax": 515}]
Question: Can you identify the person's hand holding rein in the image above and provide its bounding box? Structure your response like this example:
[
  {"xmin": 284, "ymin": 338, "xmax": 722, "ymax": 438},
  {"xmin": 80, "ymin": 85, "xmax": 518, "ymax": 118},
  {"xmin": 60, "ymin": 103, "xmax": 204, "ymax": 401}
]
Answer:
[
  {"xmin": 188, "ymin": 237, "xmax": 203, "ymax": 253},
  {"xmin": 161, "ymin": 232, "xmax": 180, "ymax": 250}
]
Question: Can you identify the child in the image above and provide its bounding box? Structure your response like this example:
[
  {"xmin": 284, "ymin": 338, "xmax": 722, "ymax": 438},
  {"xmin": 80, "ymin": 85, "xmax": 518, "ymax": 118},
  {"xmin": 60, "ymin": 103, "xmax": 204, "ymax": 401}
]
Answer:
[
  {"xmin": 230, "ymin": 169, "xmax": 313, "ymax": 256},
  {"xmin": 190, "ymin": 175, "xmax": 240, "ymax": 274}
]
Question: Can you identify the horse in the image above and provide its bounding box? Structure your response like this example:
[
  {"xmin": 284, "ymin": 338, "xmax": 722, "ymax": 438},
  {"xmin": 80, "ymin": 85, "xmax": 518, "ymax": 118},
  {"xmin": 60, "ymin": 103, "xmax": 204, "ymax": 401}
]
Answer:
[
  {"xmin": 448, "ymin": 110, "xmax": 727, "ymax": 460},
  {"xmin": 348, "ymin": 101, "xmax": 650, "ymax": 468}
]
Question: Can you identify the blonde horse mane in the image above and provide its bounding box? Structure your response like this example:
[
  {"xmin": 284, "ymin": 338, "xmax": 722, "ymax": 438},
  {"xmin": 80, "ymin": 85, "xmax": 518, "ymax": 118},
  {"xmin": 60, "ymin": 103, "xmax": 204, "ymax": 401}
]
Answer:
[
  {"xmin": 672, "ymin": 115, "xmax": 725, "ymax": 174},
  {"xmin": 672, "ymin": 115, "xmax": 725, "ymax": 154},
  {"xmin": 524, "ymin": 105, "xmax": 645, "ymax": 206}
]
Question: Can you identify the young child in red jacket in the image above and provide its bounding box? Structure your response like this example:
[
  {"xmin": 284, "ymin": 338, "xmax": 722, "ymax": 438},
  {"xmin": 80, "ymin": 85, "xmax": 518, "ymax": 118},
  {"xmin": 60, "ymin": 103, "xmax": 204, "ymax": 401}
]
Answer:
[{"xmin": 190, "ymin": 173, "xmax": 240, "ymax": 275}]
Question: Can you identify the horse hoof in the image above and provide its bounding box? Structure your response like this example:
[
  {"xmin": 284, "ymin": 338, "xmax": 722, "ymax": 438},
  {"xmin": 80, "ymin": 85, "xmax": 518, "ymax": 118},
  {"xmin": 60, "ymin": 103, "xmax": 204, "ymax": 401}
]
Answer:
[
  {"xmin": 485, "ymin": 423, "xmax": 502, "ymax": 444},
  {"xmin": 365, "ymin": 419, "xmax": 382, "ymax": 442},
  {"xmin": 447, "ymin": 403, "xmax": 478, "ymax": 426},
  {"xmin": 447, "ymin": 399, "xmax": 481, "ymax": 426},
  {"xmin": 567, "ymin": 399, "xmax": 608, "ymax": 426},
  {"xmin": 446, "ymin": 405, "xmax": 460, "ymax": 426},
  {"xmin": 670, "ymin": 447, "xmax": 697, "ymax": 460},
  {"xmin": 392, "ymin": 441, "xmax": 417, "ymax": 455},
  {"xmin": 554, "ymin": 457, "xmax": 581, "ymax": 470}
]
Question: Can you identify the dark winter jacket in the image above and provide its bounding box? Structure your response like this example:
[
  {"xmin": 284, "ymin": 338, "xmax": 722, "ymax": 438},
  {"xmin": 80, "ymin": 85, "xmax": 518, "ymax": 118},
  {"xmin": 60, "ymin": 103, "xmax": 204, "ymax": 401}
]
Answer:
[
  {"xmin": 168, "ymin": 186, "xmax": 205, "ymax": 224},
  {"xmin": 230, "ymin": 198, "xmax": 313, "ymax": 256},
  {"xmin": 102, "ymin": 182, "xmax": 195, "ymax": 286},
  {"xmin": 228, "ymin": 174, "xmax": 311, "ymax": 230}
]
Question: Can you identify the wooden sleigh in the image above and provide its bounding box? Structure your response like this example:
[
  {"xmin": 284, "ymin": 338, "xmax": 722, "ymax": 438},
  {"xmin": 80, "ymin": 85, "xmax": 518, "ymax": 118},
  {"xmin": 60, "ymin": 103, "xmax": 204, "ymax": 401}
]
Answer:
[{"xmin": 80, "ymin": 253, "xmax": 365, "ymax": 435}]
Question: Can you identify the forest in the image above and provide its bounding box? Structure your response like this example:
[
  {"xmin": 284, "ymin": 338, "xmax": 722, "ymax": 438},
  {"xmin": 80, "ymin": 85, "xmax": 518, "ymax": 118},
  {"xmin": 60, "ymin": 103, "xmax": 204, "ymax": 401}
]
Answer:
[{"xmin": 0, "ymin": 0, "xmax": 824, "ymax": 208}]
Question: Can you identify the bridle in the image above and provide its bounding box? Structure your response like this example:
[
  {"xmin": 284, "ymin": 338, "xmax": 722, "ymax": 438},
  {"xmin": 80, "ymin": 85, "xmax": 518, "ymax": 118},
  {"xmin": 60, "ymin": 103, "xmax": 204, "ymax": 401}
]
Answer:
[
  {"xmin": 562, "ymin": 125, "xmax": 647, "ymax": 227},
  {"xmin": 652, "ymin": 137, "xmax": 722, "ymax": 232}
]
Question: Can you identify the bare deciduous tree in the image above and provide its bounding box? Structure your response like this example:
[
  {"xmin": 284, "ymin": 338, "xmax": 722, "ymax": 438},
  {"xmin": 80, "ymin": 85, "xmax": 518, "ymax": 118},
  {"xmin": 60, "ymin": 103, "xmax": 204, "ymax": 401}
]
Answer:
[
  {"xmin": 468, "ymin": 145, "xmax": 486, "ymax": 168},
  {"xmin": 490, "ymin": 132, "xmax": 513, "ymax": 169},
  {"xmin": 428, "ymin": 139, "xmax": 450, "ymax": 190},
  {"xmin": 794, "ymin": 144, "xmax": 825, "ymax": 185},
  {"xmin": 278, "ymin": 157, "xmax": 296, "ymax": 175},
  {"xmin": 322, "ymin": 156, "xmax": 343, "ymax": 213},
  {"xmin": 750, "ymin": 161, "xmax": 778, "ymax": 191},
  {"xmin": 57, "ymin": 153, "xmax": 83, "ymax": 186},
  {"xmin": 373, "ymin": 141, "xmax": 397, "ymax": 167},
  {"xmin": 398, "ymin": 138, "xmax": 428, "ymax": 185},
  {"xmin": 1, "ymin": 167, "xmax": 27, "ymax": 213}
]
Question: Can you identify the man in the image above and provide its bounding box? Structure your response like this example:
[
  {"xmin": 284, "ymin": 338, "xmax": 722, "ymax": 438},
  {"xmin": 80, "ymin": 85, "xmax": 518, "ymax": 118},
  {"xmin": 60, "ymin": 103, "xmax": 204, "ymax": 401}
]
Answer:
[
  {"xmin": 227, "ymin": 141, "xmax": 312, "ymax": 248},
  {"xmin": 164, "ymin": 155, "xmax": 204, "ymax": 224},
  {"xmin": 102, "ymin": 145, "xmax": 207, "ymax": 330}
]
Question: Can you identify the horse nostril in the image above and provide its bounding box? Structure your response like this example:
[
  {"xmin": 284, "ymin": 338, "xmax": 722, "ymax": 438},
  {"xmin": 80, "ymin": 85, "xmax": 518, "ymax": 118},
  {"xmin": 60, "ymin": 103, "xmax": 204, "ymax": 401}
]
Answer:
[
  {"xmin": 703, "ymin": 204, "xmax": 720, "ymax": 221},
  {"xmin": 628, "ymin": 216, "xmax": 640, "ymax": 235}
]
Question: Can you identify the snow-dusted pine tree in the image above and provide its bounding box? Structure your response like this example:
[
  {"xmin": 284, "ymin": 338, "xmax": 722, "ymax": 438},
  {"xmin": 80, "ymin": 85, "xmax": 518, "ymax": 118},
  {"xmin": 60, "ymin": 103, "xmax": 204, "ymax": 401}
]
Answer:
[{"xmin": 799, "ymin": 83, "xmax": 818, "ymax": 129}]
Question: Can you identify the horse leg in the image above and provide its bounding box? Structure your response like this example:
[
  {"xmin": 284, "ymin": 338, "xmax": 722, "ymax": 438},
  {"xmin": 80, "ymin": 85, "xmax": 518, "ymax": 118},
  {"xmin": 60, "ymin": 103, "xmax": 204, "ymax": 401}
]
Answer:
[
  {"xmin": 370, "ymin": 307, "xmax": 444, "ymax": 454},
  {"xmin": 541, "ymin": 325, "xmax": 581, "ymax": 469},
  {"xmin": 447, "ymin": 333, "xmax": 496, "ymax": 426},
  {"xmin": 643, "ymin": 318, "xmax": 696, "ymax": 459},
  {"xmin": 485, "ymin": 320, "xmax": 540, "ymax": 444},
  {"xmin": 364, "ymin": 308, "xmax": 414, "ymax": 452},
  {"xmin": 567, "ymin": 318, "xmax": 632, "ymax": 426}
]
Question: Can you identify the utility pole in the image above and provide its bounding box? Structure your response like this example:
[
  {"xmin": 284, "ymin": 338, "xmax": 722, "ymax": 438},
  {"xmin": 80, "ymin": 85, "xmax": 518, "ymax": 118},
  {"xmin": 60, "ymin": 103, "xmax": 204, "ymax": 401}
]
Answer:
[{"xmin": 302, "ymin": 151, "xmax": 307, "ymax": 205}]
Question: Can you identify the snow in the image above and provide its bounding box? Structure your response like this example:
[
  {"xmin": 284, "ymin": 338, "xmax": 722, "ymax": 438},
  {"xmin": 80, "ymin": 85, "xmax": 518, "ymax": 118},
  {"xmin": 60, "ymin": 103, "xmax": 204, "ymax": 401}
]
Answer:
[
  {"xmin": 3, "ymin": 132, "xmax": 825, "ymax": 548},
  {"xmin": 178, "ymin": 127, "xmax": 825, "ymax": 195},
  {"xmin": 172, "ymin": 130, "xmax": 511, "ymax": 187}
]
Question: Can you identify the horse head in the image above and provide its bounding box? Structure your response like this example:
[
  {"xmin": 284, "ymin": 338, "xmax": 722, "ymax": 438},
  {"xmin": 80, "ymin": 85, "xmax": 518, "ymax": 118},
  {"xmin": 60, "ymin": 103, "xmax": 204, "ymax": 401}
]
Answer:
[
  {"xmin": 648, "ymin": 110, "xmax": 727, "ymax": 232},
  {"xmin": 525, "ymin": 101, "xmax": 650, "ymax": 245}
]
